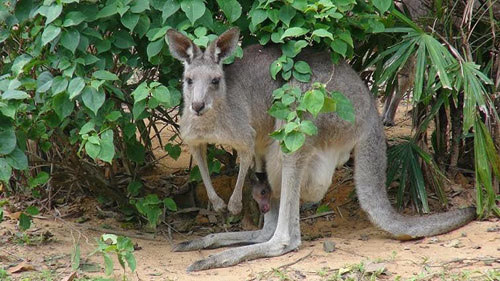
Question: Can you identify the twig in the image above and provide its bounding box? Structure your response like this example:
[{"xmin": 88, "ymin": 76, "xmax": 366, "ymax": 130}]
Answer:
[
  {"xmin": 300, "ymin": 211, "xmax": 335, "ymax": 221},
  {"xmin": 278, "ymin": 250, "xmax": 314, "ymax": 270},
  {"xmin": 86, "ymin": 226, "xmax": 159, "ymax": 241}
]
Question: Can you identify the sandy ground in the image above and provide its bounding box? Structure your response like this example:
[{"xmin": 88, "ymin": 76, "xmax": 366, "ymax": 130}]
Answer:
[
  {"xmin": 1, "ymin": 209, "xmax": 499, "ymax": 281},
  {"xmin": 1, "ymin": 100, "xmax": 500, "ymax": 281}
]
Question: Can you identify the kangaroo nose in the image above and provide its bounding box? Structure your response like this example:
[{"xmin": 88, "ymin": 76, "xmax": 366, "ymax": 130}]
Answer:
[{"xmin": 192, "ymin": 102, "xmax": 205, "ymax": 114}]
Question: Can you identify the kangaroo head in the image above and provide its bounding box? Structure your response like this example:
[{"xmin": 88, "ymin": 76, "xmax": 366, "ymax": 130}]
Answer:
[{"xmin": 166, "ymin": 28, "xmax": 240, "ymax": 116}]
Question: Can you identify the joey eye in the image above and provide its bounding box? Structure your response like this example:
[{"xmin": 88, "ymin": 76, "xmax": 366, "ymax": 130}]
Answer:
[
  {"xmin": 260, "ymin": 189, "xmax": 266, "ymax": 196},
  {"xmin": 186, "ymin": 78, "xmax": 193, "ymax": 85},
  {"xmin": 211, "ymin": 78, "xmax": 220, "ymax": 85}
]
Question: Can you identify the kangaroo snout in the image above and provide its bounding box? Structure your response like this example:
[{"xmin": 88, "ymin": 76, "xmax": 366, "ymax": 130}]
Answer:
[{"xmin": 191, "ymin": 102, "xmax": 206, "ymax": 115}]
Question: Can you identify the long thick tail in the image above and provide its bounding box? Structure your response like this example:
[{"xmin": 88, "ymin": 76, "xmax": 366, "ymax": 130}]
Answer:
[{"xmin": 354, "ymin": 117, "xmax": 476, "ymax": 239}]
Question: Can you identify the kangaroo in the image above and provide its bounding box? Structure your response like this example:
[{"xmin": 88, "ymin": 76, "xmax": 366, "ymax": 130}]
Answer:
[
  {"xmin": 250, "ymin": 173, "xmax": 272, "ymax": 214},
  {"xmin": 167, "ymin": 28, "xmax": 476, "ymax": 271},
  {"xmin": 166, "ymin": 28, "xmax": 275, "ymax": 215}
]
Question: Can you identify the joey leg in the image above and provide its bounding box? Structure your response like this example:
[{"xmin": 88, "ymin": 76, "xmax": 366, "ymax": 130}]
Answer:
[
  {"xmin": 190, "ymin": 144, "xmax": 226, "ymax": 212},
  {"xmin": 228, "ymin": 151, "xmax": 252, "ymax": 214},
  {"xmin": 173, "ymin": 197, "xmax": 279, "ymax": 252},
  {"xmin": 187, "ymin": 152, "xmax": 306, "ymax": 271}
]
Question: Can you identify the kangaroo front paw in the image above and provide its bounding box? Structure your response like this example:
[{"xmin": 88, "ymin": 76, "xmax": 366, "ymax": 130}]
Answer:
[
  {"xmin": 210, "ymin": 196, "xmax": 227, "ymax": 212},
  {"xmin": 227, "ymin": 197, "xmax": 243, "ymax": 215}
]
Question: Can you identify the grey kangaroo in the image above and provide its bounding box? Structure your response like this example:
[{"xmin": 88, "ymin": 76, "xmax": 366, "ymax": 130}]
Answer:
[
  {"xmin": 166, "ymin": 28, "xmax": 272, "ymax": 215},
  {"xmin": 166, "ymin": 28, "xmax": 476, "ymax": 271}
]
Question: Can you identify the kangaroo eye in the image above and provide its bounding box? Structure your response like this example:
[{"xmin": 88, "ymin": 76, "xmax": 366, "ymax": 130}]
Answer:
[
  {"xmin": 261, "ymin": 189, "xmax": 266, "ymax": 196},
  {"xmin": 186, "ymin": 78, "xmax": 193, "ymax": 85},
  {"xmin": 211, "ymin": 78, "xmax": 220, "ymax": 85}
]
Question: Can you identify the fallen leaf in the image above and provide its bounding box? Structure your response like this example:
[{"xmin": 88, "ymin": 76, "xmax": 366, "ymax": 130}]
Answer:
[
  {"xmin": 6, "ymin": 211, "xmax": 22, "ymax": 220},
  {"xmin": 8, "ymin": 262, "xmax": 35, "ymax": 273},
  {"xmin": 364, "ymin": 262, "xmax": 387, "ymax": 274}
]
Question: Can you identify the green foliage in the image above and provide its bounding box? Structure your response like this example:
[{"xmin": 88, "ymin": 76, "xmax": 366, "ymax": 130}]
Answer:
[
  {"xmin": 132, "ymin": 194, "xmax": 177, "ymax": 230},
  {"xmin": 268, "ymin": 83, "xmax": 354, "ymax": 153},
  {"xmin": 93, "ymin": 234, "xmax": 136, "ymax": 278},
  {"xmin": 253, "ymin": 0, "xmax": 383, "ymax": 152},
  {"xmin": 387, "ymin": 139, "xmax": 446, "ymax": 212},
  {"xmin": 371, "ymin": 8, "xmax": 500, "ymax": 217},
  {"xmin": 18, "ymin": 205, "xmax": 40, "ymax": 231}
]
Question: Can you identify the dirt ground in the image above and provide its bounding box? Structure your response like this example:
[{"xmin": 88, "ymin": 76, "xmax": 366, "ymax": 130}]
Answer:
[{"xmin": 1, "ymin": 100, "xmax": 500, "ymax": 281}]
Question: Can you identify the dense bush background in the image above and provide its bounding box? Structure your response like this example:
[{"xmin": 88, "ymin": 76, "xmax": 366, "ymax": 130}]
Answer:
[{"xmin": 0, "ymin": 0, "xmax": 498, "ymax": 229}]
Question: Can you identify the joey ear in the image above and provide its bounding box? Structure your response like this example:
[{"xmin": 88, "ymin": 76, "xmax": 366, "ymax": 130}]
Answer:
[
  {"xmin": 207, "ymin": 27, "xmax": 240, "ymax": 64},
  {"xmin": 166, "ymin": 29, "xmax": 201, "ymax": 64}
]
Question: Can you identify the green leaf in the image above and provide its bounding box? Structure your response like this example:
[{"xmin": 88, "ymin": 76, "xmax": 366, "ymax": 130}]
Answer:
[
  {"xmin": 63, "ymin": 11, "xmax": 87, "ymax": 27},
  {"xmin": 284, "ymin": 122, "xmax": 298, "ymax": 134},
  {"xmin": 281, "ymin": 27, "xmax": 308, "ymax": 39},
  {"xmin": 112, "ymin": 30, "xmax": 135, "ymax": 49},
  {"xmin": 268, "ymin": 102, "xmax": 290, "ymax": 120},
  {"xmin": 0, "ymin": 207, "xmax": 3, "ymax": 222},
  {"xmin": 0, "ymin": 127, "xmax": 16, "ymax": 155},
  {"xmin": 251, "ymin": 9, "xmax": 267, "ymax": 26},
  {"xmin": 312, "ymin": 29, "xmax": 333, "ymax": 40},
  {"xmin": 93, "ymin": 70, "xmax": 119, "ymax": 81},
  {"xmin": 41, "ymin": 4, "xmax": 62, "ymax": 25},
  {"xmin": 121, "ymin": 12, "xmax": 140, "ymax": 31},
  {"xmin": 105, "ymin": 111, "xmax": 122, "ymax": 121},
  {"xmin": 68, "ymin": 77, "xmax": 85, "ymax": 99},
  {"xmin": 51, "ymin": 76, "xmax": 69, "ymax": 95},
  {"xmin": 165, "ymin": 143, "xmax": 181, "ymax": 160},
  {"xmin": 164, "ymin": 198, "xmax": 177, "ymax": 211},
  {"xmin": 331, "ymin": 40, "xmax": 347, "ymax": 57},
  {"xmin": 2, "ymin": 89, "xmax": 29, "ymax": 100},
  {"xmin": 151, "ymin": 85, "xmax": 170, "ymax": 103},
  {"xmin": 82, "ymin": 86, "xmax": 105, "ymax": 115},
  {"xmin": 279, "ymin": 4, "xmax": 296, "ymax": 26},
  {"xmin": 292, "ymin": 70, "xmax": 310, "ymax": 82},
  {"xmin": 181, "ymin": 0, "xmax": 206, "ymax": 24},
  {"xmin": 373, "ymin": 0, "xmax": 391, "ymax": 13},
  {"xmin": 128, "ymin": 181, "xmax": 142, "ymax": 196},
  {"xmin": 71, "ymin": 243, "xmax": 81, "ymax": 270},
  {"xmin": 19, "ymin": 213, "xmax": 32, "ymax": 231},
  {"xmin": 11, "ymin": 54, "xmax": 32, "ymax": 76},
  {"xmin": 29, "ymin": 171, "xmax": 49, "ymax": 188},
  {"xmin": 293, "ymin": 61, "xmax": 311, "ymax": 74},
  {"xmin": 130, "ymin": 0, "xmax": 150, "ymax": 13},
  {"xmin": 98, "ymin": 130, "xmax": 115, "ymax": 163},
  {"xmin": 79, "ymin": 121, "xmax": 95, "ymax": 135},
  {"xmin": 132, "ymin": 82, "xmax": 149, "ymax": 102},
  {"xmin": 53, "ymin": 92, "xmax": 74, "ymax": 119},
  {"xmin": 42, "ymin": 25, "xmax": 61, "ymax": 46},
  {"xmin": 25, "ymin": 206, "xmax": 39, "ymax": 216},
  {"xmin": 300, "ymin": 120, "xmax": 318, "ymax": 136},
  {"xmin": 162, "ymin": 0, "xmax": 180, "ymax": 22},
  {"xmin": 36, "ymin": 71, "xmax": 54, "ymax": 93},
  {"xmin": 60, "ymin": 29, "xmax": 80, "ymax": 54},
  {"xmin": 124, "ymin": 252, "xmax": 136, "ymax": 272},
  {"xmin": 284, "ymin": 131, "xmax": 305, "ymax": 152},
  {"xmin": 270, "ymin": 60, "xmax": 282, "ymax": 80},
  {"xmin": 320, "ymin": 96, "xmax": 336, "ymax": 113},
  {"xmin": 147, "ymin": 40, "xmax": 164, "ymax": 61},
  {"xmin": 133, "ymin": 99, "xmax": 147, "ymax": 120},
  {"xmin": 302, "ymin": 90, "xmax": 324, "ymax": 117},
  {"xmin": 85, "ymin": 141, "xmax": 100, "ymax": 160},
  {"xmin": 103, "ymin": 253, "xmax": 114, "ymax": 276},
  {"xmin": 0, "ymin": 158, "xmax": 12, "ymax": 182},
  {"xmin": 216, "ymin": 0, "xmax": 241, "ymax": 23},
  {"xmin": 6, "ymin": 147, "xmax": 28, "ymax": 170},
  {"xmin": 331, "ymin": 91, "xmax": 355, "ymax": 123},
  {"xmin": 97, "ymin": 3, "xmax": 118, "ymax": 19}
]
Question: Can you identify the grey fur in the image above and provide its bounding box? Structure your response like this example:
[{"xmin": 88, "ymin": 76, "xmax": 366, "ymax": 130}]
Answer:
[{"xmin": 167, "ymin": 29, "xmax": 476, "ymax": 271}]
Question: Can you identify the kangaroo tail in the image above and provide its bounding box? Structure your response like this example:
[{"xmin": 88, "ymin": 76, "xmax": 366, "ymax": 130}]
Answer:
[{"xmin": 354, "ymin": 117, "xmax": 476, "ymax": 239}]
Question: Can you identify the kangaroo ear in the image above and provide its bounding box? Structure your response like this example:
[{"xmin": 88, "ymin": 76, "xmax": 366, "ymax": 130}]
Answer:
[
  {"xmin": 166, "ymin": 29, "xmax": 200, "ymax": 64},
  {"xmin": 207, "ymin": 27, "xmax": 240, "ymax": 64}
]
